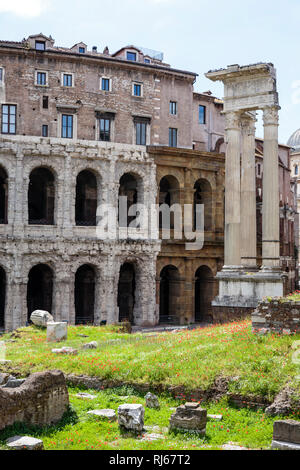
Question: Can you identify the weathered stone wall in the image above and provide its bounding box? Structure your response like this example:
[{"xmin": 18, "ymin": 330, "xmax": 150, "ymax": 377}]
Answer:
[
  {"xmin": 0, "ymin": 136, "xmax": 160, "ymax": 330},
  {"xmin": 0, "ymin": 370, "xmax": 69, "ymax": 430},
  {"xmin": 252, "ymin": 299, "xmax": 300, "ymax": 334}
]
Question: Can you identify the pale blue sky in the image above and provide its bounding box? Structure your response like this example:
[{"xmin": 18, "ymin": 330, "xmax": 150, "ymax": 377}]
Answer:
[{"xmin": 0, "ymin": 0, "xmax": 299, "ymax": 143}]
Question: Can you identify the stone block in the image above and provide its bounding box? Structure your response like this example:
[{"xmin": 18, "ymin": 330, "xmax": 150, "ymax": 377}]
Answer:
[
  {"xmin": 145, "ymin": 392, "xmax": 160, "ymax": 409},
  {"xmin": 30, "ymin": 310, "xmax": 54, "ymax": 328},
  {"xmin": 118, "ymin": 404, "xmax": 145, "ymax": 432},
  {"xmin": 47, "ymin": 322, "xmax": 68, "ymax": 342},
  {"xmin": 87, "ymin": 409, "xmax": 117, "ymax": 421},
  {"xmin": 6, "ymin": 436, "xmax": 44, "ymax": 450},
  {"xmin": 82, "ymin": 341, "xmax": 98, "ymax": 350},
  {"xmin": 271, "ymin": 440, "xmax": 300, "ymax": 450},
  {"xmin": 52, "ymin": 347, "xmax": 77, "ymax": 355},
  {"xmin": 273, "ymin": 420, "xmax": 300, "ymax": 445},
  {"xmin": 169, "ymin": 402, "xmax": 207, "ymax": 434}
]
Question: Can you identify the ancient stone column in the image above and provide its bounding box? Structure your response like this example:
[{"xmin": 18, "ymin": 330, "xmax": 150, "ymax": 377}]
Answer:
[
  {"xmin": 262, "ymin": 106, "xmax": 280, "ymax": 269},
  {"xmin": 240, "ymin": 113, "xmax": 257, "ymax": 269},
  {"xmin": 224, "ymin": 111, "xmax": 241, "ymax": 268}
]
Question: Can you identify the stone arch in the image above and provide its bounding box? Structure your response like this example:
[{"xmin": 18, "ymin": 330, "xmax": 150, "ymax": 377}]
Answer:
[
  {"xmin": 117, "ymin": 262, "xmax": 136, "ymax": 323},
  {"xmin": 75, "ymin": 170, "xmax": 98, "ymax": 226},
  {"xmin": 159, "ymin": 175, "xmax": 180, "ymax": 229},
  {"xmin": 28, "ymin": 167, "xmax": 55, "ymax": 225},
  {"xmin": 0, "ymin": 166, "xmax": 8, "ymax": 224},
  {"xmin": 75, "ymin": 264, "xmax": 96, "ymax": 325},
  {"xmin": 0, "ymin": 266, "xmax": 6, "ymax": 329},
  {"xmin": 119, "ymin": 172, "xmax": 143, "ymax": 227},
  {"xmin": 214, "ymin": 137, "xmax": 225, "ymax": 153},
  {"xmin": 194, "ymin": 178, "xmax": 212, "ymax": 231},
  {"xmin": 159, "ymin": 264, "xmax": 180, "ymax": 324},
  {"xmin": 27, "ymin": 264, "xmax": 54, "ymax": 321},
  {"xmin": 194, "ymin": 265, "xmax": 214, "ymax": 322}
]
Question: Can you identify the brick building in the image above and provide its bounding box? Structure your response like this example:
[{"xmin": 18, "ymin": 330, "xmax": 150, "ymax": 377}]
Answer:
[{"xmin": 0, "ymin": 34, "xmax": 297, "ymax": 330}]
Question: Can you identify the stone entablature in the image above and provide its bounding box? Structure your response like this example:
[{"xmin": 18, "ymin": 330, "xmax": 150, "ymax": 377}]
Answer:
[{"xmin": 252, "ymin": 299, "xmax": 300, "ymax": 334}]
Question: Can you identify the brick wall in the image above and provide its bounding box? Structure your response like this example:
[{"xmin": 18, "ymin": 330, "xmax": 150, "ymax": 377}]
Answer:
[{"xmin": 252, "ymin": 299, "xmax": 300, "ymax": 334}]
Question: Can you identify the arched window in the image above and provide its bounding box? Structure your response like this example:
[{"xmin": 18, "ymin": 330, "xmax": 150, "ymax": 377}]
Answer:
[
  {"xmin": 118, "ymin": 263, "xmax": 136, "ymax": 323},
  {"xmin": 28, "ymin": 168, "xmax": 55, "ymax": 225},
  {"xmin": 214, "ymin": 138, "xmax": 225, "ymax": 153},
  {"xmin": 75, "ymin": 265, "xmax": 95, "ymax": 324},
  {"xmin": 194, "ymin": 179, "xmax": 212, "ymax": 231},
  {"xmin": 0, "ymin": 267, "xmax": 6, "ymax": 329},
  {"xmin": 0, "ymin": 167, "xmax": 8, "ymax": 224},
  {"xmin": 119, "ymin": 174, "xmax": 139, "ymax": 227},
  {"xmin": 195, "ymin": 266, "xmax": 214, "ymax": 322},
  {"xmin": 159, "ymin": 175, "xmax": 180, "ymax": 229},
  {"xmin": 75, "ymin": 170, "xmax": 97, "ymax": 226},
  {"xmin": 27, "ymin": 264, "xmax": 53, "ymax": 321},
  {"xmin": 159, "ymin": 265, "xmax": 180, "ymax": 324}
]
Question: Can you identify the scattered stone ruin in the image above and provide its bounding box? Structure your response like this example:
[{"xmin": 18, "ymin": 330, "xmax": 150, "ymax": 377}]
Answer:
[
  {"xmin": 0, "ymin": 370, "xmax": 69, "ymax": 431},
  {"xmin": 169, "ymin": 402, "xmax": 207, "ymax": 434},
  {"xmin": 252, "ymin": 299, "xmax": 300, "ymax": 334},
  {"xmin": 272, "ymin": 419, "xmax": 300, "ymax": 450}
]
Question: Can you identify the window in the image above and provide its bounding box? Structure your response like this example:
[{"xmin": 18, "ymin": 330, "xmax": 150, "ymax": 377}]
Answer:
[
  {"xmin": 170, "ymin": 101, "xmax": 177, "ymax": 115},
  {"xmin": 36, "ymin": 71, "xmax": 47, "ymax": 86},
  {"xmin": 199, "ymin": 105, "xmax": 206, "ymax": 124},
  {"xmin": 133, "ymin": 82, "xmax": 142, "ymax": 97},
  {"xmin": 63, "ymin": 74, "xmax": 73, "ymax": 87},
  {"xmin": 35, "ymin": 41, "xmax": 45, "ymax": 51},
  {"xmin": 1, "ymin": 105, "xmax": 16, "ymax": 134},
  {"xmin": 295, "ymin": 165, "xmax": 299, "ymax": 176},
  {"xmin": 99, "ymin": 118, "xmax": 111, "ymax": 141},
  {"xmin": 127, "ymin": 51, "xmax": 137, "ymax": 61},
  {"xmin": 0, "ymin": 68, "xmax": 3, "ymax": 82},
  {"xmin": 144, "ymin": 58, "xmax": 150, "ymax": 64},
  {"xmin": 42, "ymin": 96, "xmax": 48, "ymax": 109},
  {"xmin": 61, "ymin": 114, "xmax": 73, "ymax": 139},
  {"xmin": 101, "ymin": 78, "xmax": 110, "ymax": 91},
  {"xmin": 169, "ymin": 128, "xmax": 177, "ymax": 147},
  {"xmin": 136, "ymin": 121, "xmax": 147, "ymax": 146},
  {"xmin": 42, "ymin": 125, "xmax": 48, "ymax": 137},
  {"xmin": 79, "ymin": 47, "xmax": 85, "ymax": 54}
]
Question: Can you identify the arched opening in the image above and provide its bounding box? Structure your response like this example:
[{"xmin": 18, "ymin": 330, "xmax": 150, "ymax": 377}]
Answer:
[
  {"xmin": 75, "ymin": 265, "xmax": 95, "ymax": 325},
  {"xmin": 28, "ymin": 168, "xmax": 55, "ymax": 225},
  {"xmin": 118, "ymin": 263, "xmax": 136, "ymax": 323},
  {"xmin": 195, "ymin": 266, "xmax": 214, "ymax": 322},
  {"xmin": 27, "ymin": 264, "xmax": 53, "ymax": 321},
  {"xmin": 75, "ymin": 170, "xmax": 97, "ymax": 226},
  {"xmin": 0, "ymin": 267, "xmax": 6, "ymax": 329},
  {"xmin": 119, "ymin": 173, "xmax": 138, "ymax": 227},
  {"xmin": 214, "ymin": 137, "xmax": 225, "ymax": 153},
  {"xmin": 159, "ymin": 175, "xmax": 180, "ymax": 229},
  {"xmin": 159, "ymin": 265, "xmax": 180, "ymax": 324},
  {"xmin": 194, "ymin": 179, "xmax": 212, "ymax": 231},
  {"xmin": 0, "ymin": 167, "xmax": 8, "ymax": 224}
]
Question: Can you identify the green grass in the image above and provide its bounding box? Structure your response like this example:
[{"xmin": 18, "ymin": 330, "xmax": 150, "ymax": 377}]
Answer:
[
  {"xmin": 1, "ymin": 386, "xmax": 299, "ymax": 450},
  {"xmin": 1, "ymin": 320, "xmax": 300, "ymax": 401}
]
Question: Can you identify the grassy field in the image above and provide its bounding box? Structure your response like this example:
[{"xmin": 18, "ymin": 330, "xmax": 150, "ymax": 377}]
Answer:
[
  {"xmin": 0, "ymin": 385, "xmax": 297, "ymax": 451},
  {"xmin": 1, "ymin": 319, "xmax": 299, "ymax": 401}
]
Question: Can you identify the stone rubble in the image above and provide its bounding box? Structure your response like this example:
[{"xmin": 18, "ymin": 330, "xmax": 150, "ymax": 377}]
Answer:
[
  {"xmin": 118, "ymin": 404, "xmax": 145, "ymax": 432},
  {"xmin": 6, "ymin": 436, "xmax": 44, "ymax": 450},
  {"xmin": 145, "ymin": 392, "xmax": 160, "ymax": 409},
  {"xmin": 76, "ymin": 393, "xmax": 97, "ymax": 400},
  {"xmin": 47, "ymin": 322, "xmax": 68, "ymax": 342},
  {"xmin": 52, "ymin": 347, "xmax": 78, "ymax": 355},
  {"xmin": 30, "ymin": 310, "xmax": 54, "ymax": 328},
  {"xmin": 169, "ymin": 402, "xmax": 207, "ymax": 434},
  {"xmin": 87, "ymin": 409, "xmax": 117, "ymax": 421},
  {"xmin": 82, "ymin": 341, "xmax": 98, "ymax": 350}
]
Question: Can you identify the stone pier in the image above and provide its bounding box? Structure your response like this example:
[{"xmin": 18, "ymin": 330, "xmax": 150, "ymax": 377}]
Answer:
[{"xmin": 206, "ymin": 63, "xmax": 285, "ymax": 315}]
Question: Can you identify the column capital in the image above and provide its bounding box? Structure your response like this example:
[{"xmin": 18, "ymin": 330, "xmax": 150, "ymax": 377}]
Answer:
[
  {"xmin": 240, "ymin": 112, "xmax": 256, "ymax": 135},
  {"xmin": 263, "ymin": 106, "xmax": 280, "ymax": 126},
  {"xmin": 224, "ymin": 111, "xmax": 241, "ymax": 131}
]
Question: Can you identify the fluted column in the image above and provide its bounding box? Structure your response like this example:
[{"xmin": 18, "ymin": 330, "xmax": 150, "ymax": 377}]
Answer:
[
  {"xmin": 224, "ymin": 111, "xmax": 241, "ymax": 267},
  {"xmin": 262, "ymin": 106, "xmax": 280, "ymax": 269},
  {"xmin": 240, "ymin": 113, "xmax": 257, "ymax": 268}
]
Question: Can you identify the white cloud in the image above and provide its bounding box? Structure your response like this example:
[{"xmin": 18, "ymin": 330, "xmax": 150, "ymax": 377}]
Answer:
[{"xmin": 0, "ymin": 0, "xmax": 49, "ymax": 18}]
